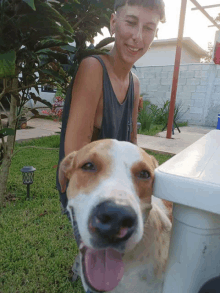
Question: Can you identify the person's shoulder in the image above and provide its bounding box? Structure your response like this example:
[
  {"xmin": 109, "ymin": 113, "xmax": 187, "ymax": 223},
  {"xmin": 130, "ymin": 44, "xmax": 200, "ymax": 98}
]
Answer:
[
  {"xmin": 131, "ymin": 71, "xmax": 140, "ymax": 87},
  {"xmin": 131, "ymin": 71, "xmax": 140, "ymax": 98},
  {"xmin": 79, "ymin": 56, "xmax": 103, "ymax": 72},
  {"xmin": 73, "ymin": 56, "xmax": 103, "ymax": 86}
]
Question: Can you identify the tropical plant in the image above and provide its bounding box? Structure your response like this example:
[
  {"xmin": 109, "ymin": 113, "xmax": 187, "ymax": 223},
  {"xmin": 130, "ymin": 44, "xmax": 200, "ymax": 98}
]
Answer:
[
  {"xmin": 51, "ymin": 0, "xmax": 115, "ymax": 47},
  {"xmin": 0, "ymin": 0, "xmax": 115, "ymax": 206},
  {"xmin": 154, "ymin": 99, "xmax": 188, "ymax": 126},
  {"xmin": 0, "ymin": 0, "xmax": 75, "ymax": 206},
  {"xmin": 138, "ymin": 99, "xmax": 188, "ymax": 132},
  {"xmin": 43, "ymin": 0, "xmax": 115, "ymax": 94},
  {"xmin": 153, "ymin": 100, "xmax": 170, "ymax": 125}
]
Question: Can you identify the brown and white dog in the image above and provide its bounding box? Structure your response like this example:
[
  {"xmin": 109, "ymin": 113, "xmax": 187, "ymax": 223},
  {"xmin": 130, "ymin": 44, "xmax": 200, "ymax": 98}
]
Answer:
[{"xmin": 59, "ymin": 139, "xmax": 172, "ymax": 293}]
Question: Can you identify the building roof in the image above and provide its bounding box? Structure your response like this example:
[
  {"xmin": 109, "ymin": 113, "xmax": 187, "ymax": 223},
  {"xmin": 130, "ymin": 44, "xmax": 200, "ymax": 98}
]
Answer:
[{"xmin": 151, "ymin": 37, "xmax": 207, "ymax": 57}]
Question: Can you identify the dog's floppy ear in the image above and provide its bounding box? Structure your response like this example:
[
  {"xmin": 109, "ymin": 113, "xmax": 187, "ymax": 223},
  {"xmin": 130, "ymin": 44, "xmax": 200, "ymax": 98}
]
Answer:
[
  {"xmin": 150, "ymin": 155, "xmax": 159, "ymax": 169},
  {"xmin": 59, "ymin": 151, "xmax": 77, "ymax": 193}
]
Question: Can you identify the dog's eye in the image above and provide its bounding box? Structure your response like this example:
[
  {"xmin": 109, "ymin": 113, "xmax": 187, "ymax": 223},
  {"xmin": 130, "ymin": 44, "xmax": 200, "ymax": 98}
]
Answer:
[
  {"xmin": 138, "ymin": 170, "xmax": 150, "ymax": 179},
  {"xmin": 81, "ymin": 162, "xmax": 96, "ymax": 171}
]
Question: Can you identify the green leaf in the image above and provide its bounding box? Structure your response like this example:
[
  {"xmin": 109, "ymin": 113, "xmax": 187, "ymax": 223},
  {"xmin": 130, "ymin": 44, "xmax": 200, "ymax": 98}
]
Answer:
[
  {"xmin": 61, "ymin": 3, "xmax": 76, "ymax": 13},
  {"xmin": 95, "ymin": 37, "xmax": 115, "ymax": 50},
  {"xmin": 40, "ymin": 69, "xmax": 65, "ymax": 84},
  {"xmin": 0, "ymin": 128, "xmax": 15, "ymax": 138},
  {"xmin": 0, "ymin": 51, "xmax": 16, "ymax": 78},
  {"xmin": 17, "ymin": 0, "xmax": 74, "ymax": 44},
  {"xmin": 36, "ymin": 50, "xmax": 69, "ymax": 64},
  {"xmin": 37, "ymin": 55, "xmax": 53, "ymax": 67},
  {"xmin": 38, "ymin": 1, "xmax": 74, "ymax": 34},
  {"xmin": 34, "ymin": 39, "xmax": 68, "ymax": 52},
  {"xmin": 61, "ymin": 45, "xmax": 77, "ymax": 53},
  {"xmin": 35, "ymin": 49, "xmax": 51, "ymax": 55},
  {"xmin": 89, "ymin": 0, "xmax": 105, "ymax": 9},
  {"xmin": 22, "ymin": 0, "xmax": 36, "ymax": 11}
]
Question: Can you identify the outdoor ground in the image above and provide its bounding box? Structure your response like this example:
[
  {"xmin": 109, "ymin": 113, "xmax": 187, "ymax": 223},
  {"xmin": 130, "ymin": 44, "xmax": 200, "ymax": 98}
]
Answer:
[
  {"xmin": 0, "ymin": 135, "xmax": 173, "ymax": 293},
  {"xmin": 14, "ymin": 117, "xmax": 215, "ymax": 156}
]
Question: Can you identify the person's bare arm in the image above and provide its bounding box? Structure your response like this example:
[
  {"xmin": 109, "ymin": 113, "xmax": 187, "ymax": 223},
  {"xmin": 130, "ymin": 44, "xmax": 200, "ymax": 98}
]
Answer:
[
  {"xmin": 64, "ymin": 57, "xmax": 103, "ymax": 156},
  {"xmin": 130, "ymin": 74, "xmax": 140, "ymax": 145}
]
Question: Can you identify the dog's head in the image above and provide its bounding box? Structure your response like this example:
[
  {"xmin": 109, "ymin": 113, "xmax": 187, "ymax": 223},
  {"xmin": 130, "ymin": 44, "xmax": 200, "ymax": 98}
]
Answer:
[{"xmin": 59, "ymin": 139, "xmax": 158, "ymax": 292}]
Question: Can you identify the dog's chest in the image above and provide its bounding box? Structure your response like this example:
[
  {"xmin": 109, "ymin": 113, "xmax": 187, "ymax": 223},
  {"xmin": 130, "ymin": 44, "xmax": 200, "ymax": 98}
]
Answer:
[{"xmin": 109, "ymin": 263, "xmax": 164, "ymax": 293}]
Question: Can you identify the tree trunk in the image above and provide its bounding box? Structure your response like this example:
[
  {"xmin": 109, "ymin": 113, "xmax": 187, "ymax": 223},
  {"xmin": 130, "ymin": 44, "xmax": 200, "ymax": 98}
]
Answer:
[{"xmin": 0, "ymin": 78, "xmax": 17, "ymax": 207}]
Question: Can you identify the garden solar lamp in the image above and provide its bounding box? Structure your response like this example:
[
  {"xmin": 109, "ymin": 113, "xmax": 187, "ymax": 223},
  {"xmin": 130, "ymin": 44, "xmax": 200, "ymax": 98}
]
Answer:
[{"xmin": 20, "ymin": 166, "xmax": 36, "ymax": 199}]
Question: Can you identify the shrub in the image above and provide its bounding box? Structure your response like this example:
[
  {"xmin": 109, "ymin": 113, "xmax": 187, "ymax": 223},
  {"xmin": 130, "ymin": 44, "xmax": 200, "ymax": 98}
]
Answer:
[
  {"xmin": 138, "ymin": 99, "xmax": 188, "ymax": 132},
  {"xmin": 154, "ymin": 99, "xmax": 187, "ymax": 126},
  {"xmin": 42, "ymin": 96, "xmax": 64, "ymax": 121},
  {"xmin": 138, "ymin": 100, "xmax": 155, "ymax": 131},
  {"xmin": 55, "ymin": 88, "xmax": 65, "ymax": 100},
  {"xmin": 153, "ymin": 100, "xmax": 170, "ymax": 125}
]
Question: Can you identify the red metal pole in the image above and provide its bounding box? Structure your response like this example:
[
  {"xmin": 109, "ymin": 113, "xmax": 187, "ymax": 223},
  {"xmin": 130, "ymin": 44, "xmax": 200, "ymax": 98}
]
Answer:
[{"xmin": 166, "ymin": 0, "xmax": 188, "ymax": 139}]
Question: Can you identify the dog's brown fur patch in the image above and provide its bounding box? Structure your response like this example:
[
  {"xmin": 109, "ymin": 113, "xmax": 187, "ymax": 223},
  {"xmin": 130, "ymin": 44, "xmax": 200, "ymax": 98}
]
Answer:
[
  {"xmin": 59, "ymin": 140, "xmax": 114, "ymax": 198},
  {"xmin": 162, "ymin": 200, "xmax": 173, "ymax": 222}
]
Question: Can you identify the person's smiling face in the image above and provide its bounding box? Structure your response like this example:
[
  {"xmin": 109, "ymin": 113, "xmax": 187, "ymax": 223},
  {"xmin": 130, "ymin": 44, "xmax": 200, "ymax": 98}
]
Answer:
[{"xmin": 111, "ymin": 5, "xmax": 160, "ymax": 65}]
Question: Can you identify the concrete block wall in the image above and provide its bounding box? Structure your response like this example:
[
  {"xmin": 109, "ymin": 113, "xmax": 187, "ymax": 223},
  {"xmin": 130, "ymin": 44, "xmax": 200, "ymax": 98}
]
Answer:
[{"xmin": 134, "ymin": 63, "xmax": 220, "ymax": 127}]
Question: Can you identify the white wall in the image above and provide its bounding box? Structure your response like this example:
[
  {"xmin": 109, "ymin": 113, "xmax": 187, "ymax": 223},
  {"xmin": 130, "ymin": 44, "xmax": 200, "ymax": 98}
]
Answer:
[
  {"xmin": 134, "ymin": 63, "xmax": 220, "ymax": 127},
  {"xmin": 181, "ymin": 46, "xmax": 200, "ymax": 64},
  {"xmin": 135, "ymin": 45, "xmax": 200, "ymax": 67}
]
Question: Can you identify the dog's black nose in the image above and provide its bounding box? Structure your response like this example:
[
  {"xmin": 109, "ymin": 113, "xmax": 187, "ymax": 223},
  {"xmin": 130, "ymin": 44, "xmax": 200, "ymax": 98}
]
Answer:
[{"xmin": 90, "ymin": 200, "xmax": 137, "ymax": 242}]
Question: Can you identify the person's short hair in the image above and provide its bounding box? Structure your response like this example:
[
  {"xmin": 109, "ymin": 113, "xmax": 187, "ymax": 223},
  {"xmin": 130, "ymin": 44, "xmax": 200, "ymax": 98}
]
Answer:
[{"xmin": 114, "ymin": 0, "xmax": 166, "ymax": 23}]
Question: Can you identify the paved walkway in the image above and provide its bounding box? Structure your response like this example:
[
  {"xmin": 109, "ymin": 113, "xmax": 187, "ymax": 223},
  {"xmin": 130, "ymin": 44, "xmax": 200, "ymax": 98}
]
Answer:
[
  {"xmin": 15, "ymin": 118, "xmax": 61, "ymax": 142},
  {"xmin": 138, "ymin": 126, "xmax": 215, "ymax": 155},
  {"xmin": 15, "ymin": 118, "xmax": 216, "ymax": 155}
]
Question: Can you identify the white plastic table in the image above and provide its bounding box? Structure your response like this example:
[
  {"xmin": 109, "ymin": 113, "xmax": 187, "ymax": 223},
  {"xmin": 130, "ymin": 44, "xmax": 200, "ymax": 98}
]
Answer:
[{"xmin": 153, "ymin": 130, "xmax": 220, "ymax": 293}]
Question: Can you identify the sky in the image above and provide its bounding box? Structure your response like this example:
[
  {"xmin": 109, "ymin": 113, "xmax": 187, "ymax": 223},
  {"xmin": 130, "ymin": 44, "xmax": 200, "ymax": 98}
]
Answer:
[{"xmin": 94, "ymin": 0, "xmax": 220, "ymax": 51}]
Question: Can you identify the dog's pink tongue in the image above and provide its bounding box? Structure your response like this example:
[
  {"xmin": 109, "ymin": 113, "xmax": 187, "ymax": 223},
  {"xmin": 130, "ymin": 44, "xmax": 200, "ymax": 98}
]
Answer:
[{"xmin": 84, "ymin": 247, "xmax": 124, "ymax": 292}]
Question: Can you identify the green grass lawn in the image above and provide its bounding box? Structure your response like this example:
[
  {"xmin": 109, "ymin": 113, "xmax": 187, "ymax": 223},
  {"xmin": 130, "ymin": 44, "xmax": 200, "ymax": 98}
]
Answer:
[
  {"xmin": 0, "ymin": 136, "xmax": 173, "ymax": 293},
  {"xmin": 139, "ymin": 122, "xmax": 188, "ymax": 136}
]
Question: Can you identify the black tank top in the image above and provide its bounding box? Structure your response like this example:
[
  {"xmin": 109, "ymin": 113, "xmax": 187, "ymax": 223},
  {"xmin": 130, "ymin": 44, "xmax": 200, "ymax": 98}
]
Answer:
[{"xmin": 56, "ymin": 55, "xmax": 135, "ymax": 208}]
